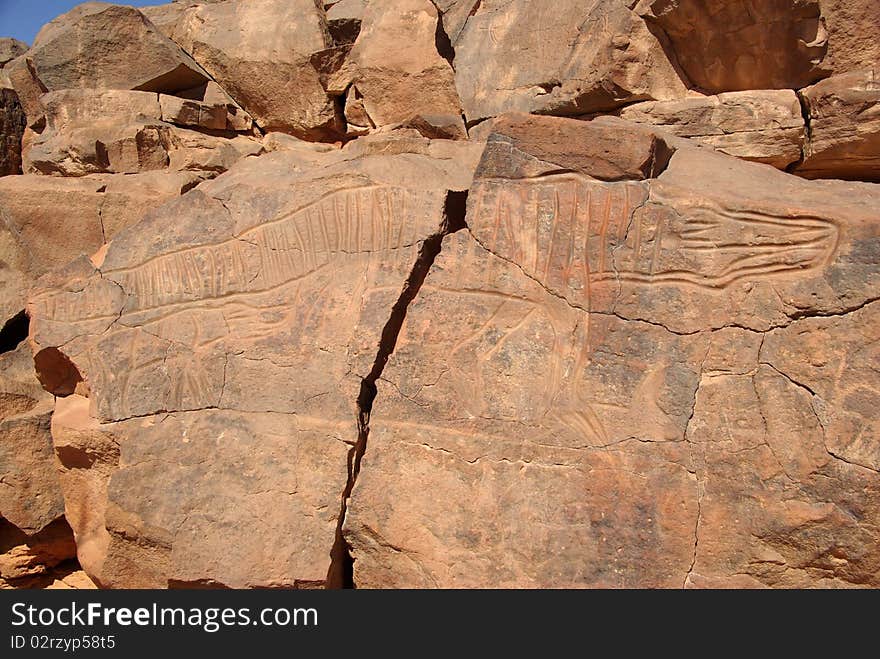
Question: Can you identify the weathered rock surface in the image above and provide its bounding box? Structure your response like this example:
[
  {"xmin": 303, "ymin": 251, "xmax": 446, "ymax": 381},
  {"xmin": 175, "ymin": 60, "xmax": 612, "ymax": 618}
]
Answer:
[
  {"xmin": 819, "ymin": 0, "xmax": 880, "ymax": 75},
  {"xmin": 0, "ymin": 343, "xmax": 65, "ymax": 536},
  {"xmin": 453, "ymin": 0, "xmax": 687, "ymax": 121},
  {"xmin": 2, "ymin": 0, "xmax": 879, "ymax": 592},
  {"xmin": 342, "ymin": 115, "xmax": 880, "ymax": 587},
  {"xmin": 619, "ymin": 90, "xmax": 806, "ymax": 169},
  {"xmin": 0, "ymin": 88, "xmax": 26, "ymax": 176},
  {"xmin": 6, "ymin": 4, "xmax": 210, "ymax": 128},
  {"xmin": 636, "ymin": 0, "xmax": 830, "ymax": 92},
  {"xmin": 166, "ymin": 0, "xmax": 341, "ymax": 139},
  {"xmin": 797, "ymin": 71, "xmax": 880, "ymax": 182},
  {"xmin": 27, "ymin": 135, "xmax": 482, "ymax": 587},
  {"xmin": 0, "ymin": 39, "xmax": 28, "ymax": 68},
  {"xmin": 22, "ymin": 89, "xmax": 261, "ymax": 177},
  {"xmin": 328, "ymin": 0, "xmax": 465, "ymax": 138}
]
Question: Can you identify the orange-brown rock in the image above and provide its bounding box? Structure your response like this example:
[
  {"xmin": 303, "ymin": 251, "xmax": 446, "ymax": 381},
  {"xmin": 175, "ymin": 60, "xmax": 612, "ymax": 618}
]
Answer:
[
  {"xmin": 819, "ymin": 0, "xmax": 880, "ymax": 75},
  {"xmin": 0, "ymin": 518, "xmax": 77, "ymax": 585},
  {"xmin": 166, "ymin": 0, "xmax": 341, "ymax": 139},
  {"xmin": 619, "ymin": 90, "xmax": 806, "ymax": 169},
  {"xmin": 453, "ymin": 0, "xmax": 687, "ymax": 121},
  {"xmin": 636, "ymin": 0, "xmax": 830, "ymax": 92},
  {"xmin": 342, "ymin": 115, "xmax": 880, "ymax": 587},
  {"xmin": 0, "ymin": 38, "xmax": 28, "ymax": 68},
  {"xmin": 27, "ymin": 135, "xmax": 482, "ymax": 587},
  {"xmin": 6, "ymin": 4, "xmax": 210, "ymax": 128},
  {"xmin": 328, "ymin": 0, "xmax": 465, "ymax": 138},
  {"xmin": 0, "ymin": 87, "xmax": 25, "ymax": 176},
  {"xmin": 797, "ymin": 71, "xmax": 880, "ymax": 182}
]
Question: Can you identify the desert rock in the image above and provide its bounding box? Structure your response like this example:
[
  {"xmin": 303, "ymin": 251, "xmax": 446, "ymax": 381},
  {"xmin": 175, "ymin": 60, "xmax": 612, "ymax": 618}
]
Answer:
[
  {"xmin": 167, "ymin": 0, "xmax": 341, "ymax": 139},
  {"xmin": 453, "ymin": 0, "xmax": 687, "ymax": 121},
  {"xmin": 343, "ymin": 114, "xmax": 880, "ymax": 587},
  {"xmin": 0, "ymin": 38, "xmax": 28, "ymax": 68},
  {"xmin": 619, "ymin": 90, "xmax": 806, "ymax": 169},
  {"xmin": 797, "ymin": 71, "xmax": 880, "ymax": 182},
  {"xmin": 329, "ymin": 0, "xmax": 465, "ymax": 138},
  {"xmin": 636, "ymin": 0, "xmax": 830, "ymax": 92},
  {"xmin": 27, "ymin": 135, "xmax": 482, "ymax": 587},
  {"xmin": 0, "ymin": 88, "xmax": 25, "ymax": 176},
  {"xmin": 6, "ymin": 4, "xmax": 210, "ymax": 128}
]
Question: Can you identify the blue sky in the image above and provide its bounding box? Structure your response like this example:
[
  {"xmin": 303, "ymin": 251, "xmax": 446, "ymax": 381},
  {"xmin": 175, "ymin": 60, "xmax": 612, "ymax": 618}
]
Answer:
[{"xmin": 0, "ymin": 1, "xmax": 160, "ymax": 45}]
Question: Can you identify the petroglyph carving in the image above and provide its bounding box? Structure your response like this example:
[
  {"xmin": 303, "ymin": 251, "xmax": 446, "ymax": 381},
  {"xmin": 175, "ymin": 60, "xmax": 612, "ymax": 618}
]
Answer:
[{"xmin": 470, "ymin": 174, "xmax": 840, "ymax": 304}]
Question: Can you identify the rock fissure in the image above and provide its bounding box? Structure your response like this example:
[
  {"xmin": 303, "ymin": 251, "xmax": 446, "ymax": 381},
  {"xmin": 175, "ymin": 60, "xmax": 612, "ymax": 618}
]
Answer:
[{"xmin": 326, "ymin": 189, "xmax": 469, "ymax": 588}]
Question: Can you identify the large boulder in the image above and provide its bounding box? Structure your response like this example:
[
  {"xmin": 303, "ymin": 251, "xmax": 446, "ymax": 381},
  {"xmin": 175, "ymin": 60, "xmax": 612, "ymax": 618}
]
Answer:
[
  {"xmin": 796, "ymin": 71, "xmax": 880, "ymax": 182},
  {"xmin": 636, "ymin": 0, "xmax": 830, "ymax": 92},
  {"xmin": 328, "ymin": 0, "xmax": 465, "ymax": 139},
  {"xmin": 6, "ymin": 4, "xmax": 210, "ymax": 128},
  {"xmin": 452, "ymin": 0, "xmax": 688, "ymax": 121},
  {"xmin": 27, "ymin": 134, "xmax": 482, "ymax": 587},
  {"xmin": 341, "ymin": 115, "xmax": 880, "ymax": 588},
  {"xmin": 166, "ymin": 0, "xmax": 341, "ymax": 139},
  {"xmin": 619, "ymin": 90, "xmax": 806, "ymax": 170}
]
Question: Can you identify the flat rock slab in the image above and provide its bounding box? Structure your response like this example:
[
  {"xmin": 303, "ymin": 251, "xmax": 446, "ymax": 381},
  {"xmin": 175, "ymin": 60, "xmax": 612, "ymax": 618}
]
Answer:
[
  {"xmin": 28, "ymin": 136, "xmax": 483, "ymax": 587},
  {"xmin": 343, "ymin": 115, "xmax": 880, "ymax": 588}
]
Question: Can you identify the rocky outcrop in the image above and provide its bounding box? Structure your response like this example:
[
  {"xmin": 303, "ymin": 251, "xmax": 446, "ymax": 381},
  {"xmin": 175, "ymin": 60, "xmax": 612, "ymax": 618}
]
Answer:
[
  {"xmin": 797, "ymin": 71, "xmax": 880, "ymax": 182},
  {"xmin": 453, "ymin": 0, "xmax": 687, "ymax": 121},
  {"xmin": 1, "ymin": 0, "xmax": 878, "ymax": 591},
  {"xmin": 635, "ymin": 0, "xmax": 830, "ymax": 92},
  {"xmin": 619, "ymin": 90, "xmax": 806, "ymax": 169},
  {"xmin": 6, "ymin": 4, "xmax": 211, "ymax": 129},
  {"xmin": 165, "ymin": 0, "xmax": 341, "ymax": 139},
  {"xmin": 328, "ymin": 0, "xmax": 465, "ymax": 138},
  {"xmin": 343, "ymin": 115, "xmax": 880, "ymax": 588},
  {"xmin": 26, "ymin": 134, "xmax": 482, "ymax": 587}
]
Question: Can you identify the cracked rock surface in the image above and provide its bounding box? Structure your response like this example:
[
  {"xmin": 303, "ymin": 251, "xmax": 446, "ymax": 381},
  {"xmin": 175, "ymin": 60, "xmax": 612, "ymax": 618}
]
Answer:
[{"xmin": 1, "ymin": 0, "xmax": 879, "ymax": 589}]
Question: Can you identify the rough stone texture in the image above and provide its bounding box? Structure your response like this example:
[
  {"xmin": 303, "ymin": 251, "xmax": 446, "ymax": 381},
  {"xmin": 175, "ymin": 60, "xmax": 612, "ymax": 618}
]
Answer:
[
  {"xmin": 636, "ymin": 0, "xmax": 830, "ymax": 92},
  {"xmin": 27, "ymin": 136, "xmax": 482, "ymax": 588},
  {"xmin": 21, "ymin": 89, "xmax": 261, "ymax": 177},
  {"xmin": 2, "ymin": 0, "xmax": 880, "ymax": 592},
  {"xmin": 453, "ymin": 0, "xmax": 688, "ymax": 121},
  {"xmin": 328, "ymin": 0, "xmax": 465, "ymax": 138},
  {"xmin": 819, "ymin": 0, "xmax": 880, "ymax": 75},
  {"xmin": 0, "ymin": 518, "xmax": 77, "ymax": 584},
  {"xmin": 0, "ymin": 39, "xmax": 28, "ymax": 68},
  {"xmin": 619, "ymin": 90, "xmax": 806, "ymax": 169},
  {"xmin": 0, "ymin": 344, "xmax": 65, "ymax": 535},
  {"xmin": 0, "ymin": 88, "xmax": 26, "ymax": 176},
  {"xmin": 7, "ymin": 4, "xmax": 210, "ymax": 128},
  {"xmin": 167, "ymin": 0, "xmax": 341, "ymax": 139},
  {"xmin": 342, "ymin": 115, "xmax": 880, "ymax": 588},
  {"xmin": 797, "ymin": 71, "xmax": 880, "ymax": 182}
]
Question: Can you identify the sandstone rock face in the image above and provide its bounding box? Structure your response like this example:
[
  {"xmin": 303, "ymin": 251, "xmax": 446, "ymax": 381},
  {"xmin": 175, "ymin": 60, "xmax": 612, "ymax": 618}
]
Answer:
[
  {"xmin": 2, "ymin": 0, "xmax": 879, "ymax": 592},
  {"xmin": 7, "ymin": 4, "xmax": 210, "ymax": 128},
  {"xmin": 0, "ymin": 344, "xmax": 64, "ymax": 535},
  {"xmin": 167, "ymin": 0, "xmax": 341, "ymax": 139},
  {"xmin": 27, "ymin": 136, "xmax": 482, "ymax": 587},
  {"xmin": 0, "ymin": 39, "xmax": 28, "ymax": 68},
  {"xmin": 22, "ymin": 89, "xmax": 260, "ymax": 177},
  {"xmin": 0, "ymin": 88, "xmax": 26, "ymax": 176},
  {"xmin": 342, "ymin": 115, "xmax": 880, "ymax": 588},
  {"xmin": 329, "ymin": 0, "xmax": 465, "ymax": 138},
  {"xmin": 453, "ymin": 0, "xmax": 687, "ymax": 121},
  {"xmin": 636, "ymin": 0, "xmax": 830, "ymax": 92},
  {"xmin": 797, "ymin": 71, "xmax": 880, "ymax": 182},
  {"xmin": 619, "ymin": 90, "xmax": 806, "ymax": 169},
  {"xmin": 819, "ymin": 0, "xmax": 880, "ymax": 75}
]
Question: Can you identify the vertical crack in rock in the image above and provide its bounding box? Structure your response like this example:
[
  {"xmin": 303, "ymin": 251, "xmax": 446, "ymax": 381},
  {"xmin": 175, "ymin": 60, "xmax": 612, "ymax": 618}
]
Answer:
[
  {"xmin": 0, "ymin": 310, "xmax": 29, "ymax": 355},
  {"xmin": 433, "ymin": 6, "xmax": 456, "ymax": 68},
  {"xmin": 326, "ymin": 190, "xmax": 469, "ymax": 588},
  {"xmin": 788, "ymin": 89, "xmax": 813, "ymax": 173}
]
